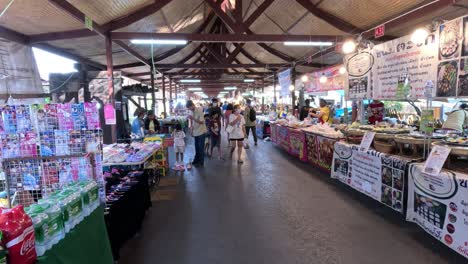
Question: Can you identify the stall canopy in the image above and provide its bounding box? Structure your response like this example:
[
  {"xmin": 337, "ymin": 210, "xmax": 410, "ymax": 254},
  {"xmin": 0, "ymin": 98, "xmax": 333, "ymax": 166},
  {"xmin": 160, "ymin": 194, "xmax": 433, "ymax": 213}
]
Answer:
[{"xmin": 0, "ymin": 0, "xmax": 466, "ymax": 96}]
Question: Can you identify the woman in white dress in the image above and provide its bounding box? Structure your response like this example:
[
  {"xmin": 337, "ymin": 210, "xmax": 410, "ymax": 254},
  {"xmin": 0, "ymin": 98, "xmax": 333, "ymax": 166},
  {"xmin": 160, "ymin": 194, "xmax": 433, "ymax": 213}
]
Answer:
[{"xmin": 228, "ymin": 104, "xmax": 246, "ymax": 164}]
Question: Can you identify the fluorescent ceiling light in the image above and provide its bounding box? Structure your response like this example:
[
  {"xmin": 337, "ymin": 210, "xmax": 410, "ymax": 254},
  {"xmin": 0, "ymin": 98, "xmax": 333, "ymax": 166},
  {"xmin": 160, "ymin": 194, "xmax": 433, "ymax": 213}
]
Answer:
[
  {"xmin": 244, "ymin": 79, "xmax": 255, "ymax": 83},
  {"xmin": 224, "ymin": 86, "xmax": 237, "ymax": 90},
  {"xmin": 284, "ymin": 41, "xmax": 333, "ymax": 46},
  {"xmin": 242, "ymin": 92, "xmax": 251, "ymax": 96},
  {"xmin": 188, "ymin": 87, "xmax": 202, "ymax": 91},
  {"xmin": 130, "ymin": 39, "xmax": 187, "ymax": 45},
  {"xmin": 219, "ymin": 91, "xmax": 228, "ymax": 94},
  {"xmin": 180, "ymin": 79, "xmax": 200, "ymax": 83}
]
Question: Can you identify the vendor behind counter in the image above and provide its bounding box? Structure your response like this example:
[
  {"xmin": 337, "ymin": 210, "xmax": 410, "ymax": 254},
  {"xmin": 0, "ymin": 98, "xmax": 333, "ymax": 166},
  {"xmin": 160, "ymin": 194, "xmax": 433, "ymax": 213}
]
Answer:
[{"xmin": 443, "ymin": 103, "xmax": 468, "ymax": 132}]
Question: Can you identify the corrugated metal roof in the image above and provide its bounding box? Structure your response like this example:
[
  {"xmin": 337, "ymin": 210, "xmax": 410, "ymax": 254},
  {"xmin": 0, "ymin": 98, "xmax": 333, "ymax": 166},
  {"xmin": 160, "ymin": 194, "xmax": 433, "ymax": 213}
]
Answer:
[
  {"xmin": 319, "ymin": 0, "xmax": 427, "ymax": 30},
  {"xmin": 0, "ymin": 0, "xmax": 83, "ymax": 34},
  {"xmin": 67, "ymin": 0, "xmax": 152, "ymax": 24}
]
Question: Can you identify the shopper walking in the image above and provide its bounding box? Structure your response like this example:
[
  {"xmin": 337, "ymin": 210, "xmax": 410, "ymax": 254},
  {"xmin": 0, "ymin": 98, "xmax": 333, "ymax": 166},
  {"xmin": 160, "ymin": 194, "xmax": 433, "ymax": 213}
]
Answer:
[
  {"xmin": 186, "ymin": 100, "xmax": 207, "ymax": 167},
  {"xmin": 228, "ymin": 104, "xmax": 246, "ymax": 164},
  {"xmin": 172, "ymin": 123, "xmax": 186, "ymax": 170},
  {"xmin": 244, "ymin": 99, "xmax": 257, "ymax": 148}
]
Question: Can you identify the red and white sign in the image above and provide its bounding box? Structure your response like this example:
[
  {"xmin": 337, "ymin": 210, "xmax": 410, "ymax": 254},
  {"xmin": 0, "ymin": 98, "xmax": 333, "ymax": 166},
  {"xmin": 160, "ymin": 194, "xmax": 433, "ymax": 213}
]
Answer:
[{"xmin": 374, "ymin": 24, "xmax": 385, "ymax": 39}]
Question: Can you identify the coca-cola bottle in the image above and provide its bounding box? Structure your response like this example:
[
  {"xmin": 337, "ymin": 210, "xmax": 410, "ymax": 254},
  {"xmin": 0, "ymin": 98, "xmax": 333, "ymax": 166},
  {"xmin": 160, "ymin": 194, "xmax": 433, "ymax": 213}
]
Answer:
[{"xmin": 0, "ymin": 206, "xmax": 36, "ymax": 264}]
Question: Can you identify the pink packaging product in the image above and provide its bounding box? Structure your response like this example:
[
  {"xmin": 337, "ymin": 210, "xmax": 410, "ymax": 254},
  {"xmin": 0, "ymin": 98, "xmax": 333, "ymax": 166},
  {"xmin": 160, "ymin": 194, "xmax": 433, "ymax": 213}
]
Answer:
[
  {"xmin": 70, "ymin": 157, "xmax": 80, "ymax": 182},
  {"xmin": 54, "ymin": 130, "xmax": 70, "ymax": 156},
  {"xmin": 19, "ymin": 132, "xmax": 38, "ymax": 158},
  {"xmin": 0, "ymin": 106, "xmax": 5, "ymax": 133},
  {"xmin": 84, "ymin": 102, "xmax": 101, "ymax": 129},
  {"xmin": 57, "ymin": 103, "xmax": 73, "ymax": 130},
  {"xmin": 1, "ymin": 133, "xmax": 20, "ymax": 159}
]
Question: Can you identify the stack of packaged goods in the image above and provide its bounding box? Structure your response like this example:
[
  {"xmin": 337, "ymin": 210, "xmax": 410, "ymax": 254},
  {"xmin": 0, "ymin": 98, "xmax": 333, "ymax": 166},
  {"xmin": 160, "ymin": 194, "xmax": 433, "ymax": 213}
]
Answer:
[
  {"xmin": 0, "ymin": 206, "xmax": 37, "ymax": 264},
  {"xmin": 23, "ymin": 180, "xmax": 99, "ymax": 257}
]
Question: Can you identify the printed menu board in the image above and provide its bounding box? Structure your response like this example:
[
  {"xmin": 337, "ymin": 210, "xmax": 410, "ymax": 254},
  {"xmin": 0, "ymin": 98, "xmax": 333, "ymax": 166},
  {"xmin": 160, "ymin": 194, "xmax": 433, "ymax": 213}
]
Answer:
[
  {"xmin": 331, "ymin": 142, "xmax": 409, "ymax": 213},
  {"xmin": 406, "ymin": 164, "xmax": 468, "ymax": 260}
]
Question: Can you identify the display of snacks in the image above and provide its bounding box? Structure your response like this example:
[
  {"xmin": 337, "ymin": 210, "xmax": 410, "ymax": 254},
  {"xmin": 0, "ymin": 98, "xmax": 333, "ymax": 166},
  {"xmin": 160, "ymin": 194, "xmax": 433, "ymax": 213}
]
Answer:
[
  {"xmin": 102, "ymin": 142, "xmax": 161, "ymax": 164},
  {"xmin": 301, "ymin": 124, "xmax": 344, "ymax": 139},
  {"xmin": 443, "ymin": 136, "xmax": 468, "ymax": 146}
]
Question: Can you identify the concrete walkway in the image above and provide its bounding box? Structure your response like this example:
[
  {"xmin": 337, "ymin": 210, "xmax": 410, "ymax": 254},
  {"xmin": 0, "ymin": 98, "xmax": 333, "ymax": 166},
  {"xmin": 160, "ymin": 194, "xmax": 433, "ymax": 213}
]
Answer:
[{"xmin": 118, "ymin": 137, "xmax": 463, "ymax": 264}]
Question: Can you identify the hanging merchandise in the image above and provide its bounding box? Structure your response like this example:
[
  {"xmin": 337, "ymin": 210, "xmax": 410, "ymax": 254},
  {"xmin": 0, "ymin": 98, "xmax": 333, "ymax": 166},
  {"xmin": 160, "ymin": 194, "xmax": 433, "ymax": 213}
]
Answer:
[{"xmin": 104, "ymin": 103, "xmax": 116, "ymax": 125}]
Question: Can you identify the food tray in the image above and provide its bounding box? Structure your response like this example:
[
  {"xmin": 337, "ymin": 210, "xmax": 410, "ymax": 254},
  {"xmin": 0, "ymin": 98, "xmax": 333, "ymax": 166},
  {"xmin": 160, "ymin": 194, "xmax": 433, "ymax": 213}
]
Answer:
[
  {"xmin": 395, "ymin": 135, "xmax": 443, "ymax": 145},
  {"xmin": 375, "ymin": 133, "xmax": 399, "ymax": 140},
  {"xmin": 432, "ymin": 141, "xmax": 468, "ymax": 156}
]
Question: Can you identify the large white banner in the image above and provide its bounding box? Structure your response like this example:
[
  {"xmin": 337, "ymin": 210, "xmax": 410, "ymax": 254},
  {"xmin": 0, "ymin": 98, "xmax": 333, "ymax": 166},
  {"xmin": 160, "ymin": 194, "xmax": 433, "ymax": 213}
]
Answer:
[
  {"xmin": 331, "ymin": 142, "xmax": 407, "ymax": 213},
  {"xmin": 372, "ymin": 33, "xmax": 438, "ymax": 99},
  {"xmin": 0, "ymin": 38, "xmax": 42, "ymax": 94},
  {"xmin": 406, "ymin": 164, "xmax": 468, "ymax": 260}
]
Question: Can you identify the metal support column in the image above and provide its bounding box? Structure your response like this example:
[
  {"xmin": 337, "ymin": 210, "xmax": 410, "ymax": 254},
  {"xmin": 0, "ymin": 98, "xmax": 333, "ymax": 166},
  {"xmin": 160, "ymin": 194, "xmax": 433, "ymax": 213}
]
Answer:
[
  {"xmin": 105, "ymin": 34, "xmax": 116, "ymax": 143},
  {"xmin": 162, "ymin": 75, "xmax": 167, "ymax": 118},
  {"xmin": 150, "ymin": 66, "xmax": 156, "ymax": 111}
]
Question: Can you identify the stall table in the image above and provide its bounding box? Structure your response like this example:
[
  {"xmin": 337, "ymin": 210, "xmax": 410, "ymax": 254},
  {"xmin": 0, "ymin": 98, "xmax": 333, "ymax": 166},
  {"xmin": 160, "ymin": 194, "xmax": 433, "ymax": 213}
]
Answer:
[
  {"xmin": 104, "ymin": 172, "xmax": 151, "ymax": 260},
  {"xmin": 37, "ymin": 207, "xmax": 113, "ymax": 264}
]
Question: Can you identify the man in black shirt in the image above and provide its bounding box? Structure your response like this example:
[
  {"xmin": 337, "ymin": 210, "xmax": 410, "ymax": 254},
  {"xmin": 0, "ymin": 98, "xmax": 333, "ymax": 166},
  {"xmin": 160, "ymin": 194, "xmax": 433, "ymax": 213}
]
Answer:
[{"xmin": 299, "ymin": 99, "xmax": 311, "ymax": 121}]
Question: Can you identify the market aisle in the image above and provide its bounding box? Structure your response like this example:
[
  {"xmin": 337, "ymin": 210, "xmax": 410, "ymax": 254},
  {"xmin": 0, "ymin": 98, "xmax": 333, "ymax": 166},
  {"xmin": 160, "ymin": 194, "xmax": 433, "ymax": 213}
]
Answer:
[{"xmin": 118, "ymin": 138, "xmax": 463, "ymax": 264}]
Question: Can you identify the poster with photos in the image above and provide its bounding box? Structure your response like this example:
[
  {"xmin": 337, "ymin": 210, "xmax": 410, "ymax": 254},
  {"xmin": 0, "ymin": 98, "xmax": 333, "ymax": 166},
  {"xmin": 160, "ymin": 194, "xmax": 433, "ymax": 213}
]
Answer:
[
  {"xmin": 331, "ymin": 142, "xmax": 410, "ymax": 213},
  {"xmin": 459, "ymin": 58, "xmax": 468, "ymax": 96},
  {"xmin": 439, "ymin": 18, "xmax": 462, "ymax": 60},
  {"xmin": 436, "ymin": 60, "xmax": 458, "ymax": 97}
]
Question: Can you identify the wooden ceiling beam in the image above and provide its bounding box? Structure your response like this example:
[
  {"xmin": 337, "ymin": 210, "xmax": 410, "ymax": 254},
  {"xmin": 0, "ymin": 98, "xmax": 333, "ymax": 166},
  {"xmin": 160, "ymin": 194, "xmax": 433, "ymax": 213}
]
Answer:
[
  {"xmin": 203, "ymin": 0, "xmax": 240, "ymax": 33},
  {"xmin": 244, "ymin": 0, "xmax": 275, "ymax": 28},
  {"xmin": 103, "ymin": 0, "xmax": 173, "ymax": 31},
  {"xmin": 47, "ymin": 0, "xmax": 151, "ymax": 68},
  {"xmin": 111, "ymin": 32, "xmax": 340, "ymax": 42},
  {"xmin": 295, "ymin": 0, "xmax": 361, "ymax": 33},
  {"xmin": 145, "ymin": 63, "xmax": 284, "ymax": 69}
]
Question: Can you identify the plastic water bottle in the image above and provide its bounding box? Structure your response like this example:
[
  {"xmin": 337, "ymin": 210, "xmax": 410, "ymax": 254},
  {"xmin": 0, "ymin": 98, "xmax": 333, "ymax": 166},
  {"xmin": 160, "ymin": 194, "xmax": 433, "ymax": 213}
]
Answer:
[{"xmin": 28, "ymin": 213, "xmax": 48, "ymax": 256}]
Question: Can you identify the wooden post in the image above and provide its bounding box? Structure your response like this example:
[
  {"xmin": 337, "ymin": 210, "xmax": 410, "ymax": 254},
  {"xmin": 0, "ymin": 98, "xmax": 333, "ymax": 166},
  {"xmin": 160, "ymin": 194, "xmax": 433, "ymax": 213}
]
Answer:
[
  {"xmin": 169, "ymin": 78, "xmax": 173, "ymax": 115},
  {"xmin": 261, "ymin": 77, "xmax": 265, "ymax": 114},
  {"xmin": 273, "ymin": 71, "xmax": 277, "ymax": 106},
  {"xmin": 162, "ymin": 75, "xmax": 167, "ymax": 118},
  {"xmin": 150, "ymin": 66, "xmax": 156, "ymax": 111},
  {"xmin": 291, "ymin": 66, "xmax": 296, "ymax": 115},
  {"xmin": 105, "ymin": 34, "xmax": 116, "ymax": 143}
]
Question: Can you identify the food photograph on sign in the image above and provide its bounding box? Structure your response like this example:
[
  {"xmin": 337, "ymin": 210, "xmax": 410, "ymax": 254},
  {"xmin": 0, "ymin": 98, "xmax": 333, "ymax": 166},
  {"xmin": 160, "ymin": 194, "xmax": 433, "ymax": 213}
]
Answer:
[
  {"xmin": 458, "ymin": 58, "xmax": 468, "ymax": 96},
  {"xmin": 437, "ymin": 60, "xmax": 458, "ymax": 97},
  {"xmin": 439, "ymin": 18, "xmax": 462, "ymax": 60},
  {"xmin": 463, "ymin": 17, "xmax": 468, "ymax": 56}
]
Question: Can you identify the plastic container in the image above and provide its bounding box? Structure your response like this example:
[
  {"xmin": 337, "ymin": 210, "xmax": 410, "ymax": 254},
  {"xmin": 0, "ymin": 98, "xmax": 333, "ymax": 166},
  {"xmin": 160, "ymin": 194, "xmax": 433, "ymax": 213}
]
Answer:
[
  {"xmin": 28, "ymin": 213, "xmax": 48, "ymax": 256},
  {"xmin": 45, "ymin": 204, "xmax": 65, "ymax": 248}
]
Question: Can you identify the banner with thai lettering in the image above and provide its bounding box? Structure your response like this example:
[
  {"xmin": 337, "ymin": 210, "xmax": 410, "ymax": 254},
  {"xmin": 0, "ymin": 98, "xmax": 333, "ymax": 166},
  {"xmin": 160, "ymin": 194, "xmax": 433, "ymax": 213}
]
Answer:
[
  {"xmin": 305, "ymin": 132, "xmax": 341, "ymax": 173},
  {"xmin": 406, "ymin": 164, "xmax": 468, "ymax": 260},
  {"xmin": 288, "ymin": 129, "xmax": 307, "ymax": 161},
  {"xmin": 278, "ymin": 68, "xmax": 291, "ymax": 97},
  {"xmin": 295, "ymin": 65, "xmax": 346, "ymax": 94},
  {"xmin": 331, "ymin": 142, "xmax": 408, "ymax": 213},
  {"xmin": 371, "ymin": 33, "xmax": 438, "ymax": 99},
  {"xmin": 0, "ymin": 38, "xmax": 42, "ymax": 94},
  {"xmin": 276, "ymin": 125, "xmax": 290, "ymax": 151}
]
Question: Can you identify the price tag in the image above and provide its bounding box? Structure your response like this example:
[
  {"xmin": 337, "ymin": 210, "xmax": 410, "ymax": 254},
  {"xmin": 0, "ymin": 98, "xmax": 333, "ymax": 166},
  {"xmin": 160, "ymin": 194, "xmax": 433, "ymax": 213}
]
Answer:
[
  {"xmin": 85, "ymin": 16, "xmax": 93, "ymax": 31},
  {"xmin": 359, "ymin": 131, "xmax": 375, "ymax": 152},
  {"xmin": 104, "ymin": 103, "xmax": 116, "ymax": 125},
  {"xmin": 420, "ymin": 109, "xmax": 434, "ymax": 134},
  {"xmin": 422, "ymin": 145, "xmax": 451, "ymax": 176}
]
